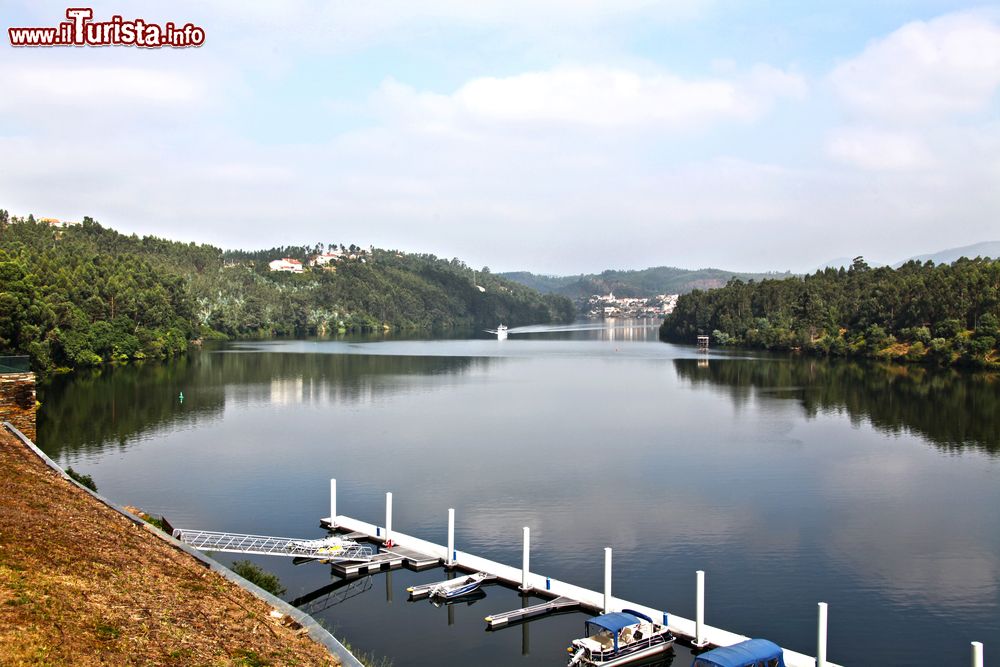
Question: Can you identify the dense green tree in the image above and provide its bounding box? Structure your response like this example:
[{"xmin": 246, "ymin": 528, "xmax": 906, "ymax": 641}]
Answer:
[
  {"xmin": 661, "ymin": 257, "xmax": 1000, "ymax": 368},
  {"xmin": 0, "ymin": 214, "xmax": 574, "ymax": 370}
]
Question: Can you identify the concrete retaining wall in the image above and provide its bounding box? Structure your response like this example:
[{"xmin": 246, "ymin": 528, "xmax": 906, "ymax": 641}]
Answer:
[{"xmin": 2, "ymin": 422, "xmax": 363, "ymax": 667}]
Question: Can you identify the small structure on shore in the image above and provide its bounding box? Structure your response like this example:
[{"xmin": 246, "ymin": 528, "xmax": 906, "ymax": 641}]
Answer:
[
  {"xmin": 697, "ymin": 335, "xmax": 710, "ymax": 351},
  {"xmin": 0, "ymin": 356, "xmax": 35, "ymax": 441}
]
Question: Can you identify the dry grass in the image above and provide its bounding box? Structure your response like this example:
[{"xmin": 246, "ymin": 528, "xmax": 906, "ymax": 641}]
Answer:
[{"xmin": 0, "ymin": 428, "xmax": 339, "ymax": 666}]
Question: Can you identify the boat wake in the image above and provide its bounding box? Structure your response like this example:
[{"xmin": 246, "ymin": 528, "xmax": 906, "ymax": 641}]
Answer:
[{"xmin": 506, "ymin": 322, "xmax": 658, "ymax": 335}]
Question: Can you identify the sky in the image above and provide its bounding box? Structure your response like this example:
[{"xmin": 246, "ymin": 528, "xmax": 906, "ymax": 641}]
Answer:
[{"xmin": 1, "ymin": 1, "xmax": 999, "ymax": 274}]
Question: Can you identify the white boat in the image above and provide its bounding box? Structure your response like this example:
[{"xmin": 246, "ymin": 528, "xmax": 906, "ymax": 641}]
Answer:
[
  {"xmin": 567, "ymin": 610, "xmax": 675, "ymax": 666},
  {"xmin": 484, "ymin": 324, "xmax": 508, "ymax": 340},
  {"xmin": 429, "ymin": 572, "xmax": 493, "ymax": 600}
]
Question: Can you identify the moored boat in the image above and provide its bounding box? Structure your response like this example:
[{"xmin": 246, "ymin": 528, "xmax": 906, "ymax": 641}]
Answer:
[
  {"xmin": 430, "ymin": 588, "xmax": 487, "ymax": 608},
  {"xmin": 429, "ymin": 571, "xmax": 493, "ymax": 600},
  {"xmin": 568, "ymin": 610, "xmax": 674, "ymax": 666},
  {"xmin": 690, "ymin": 638, "xmax": 785, "ymax": 667}
]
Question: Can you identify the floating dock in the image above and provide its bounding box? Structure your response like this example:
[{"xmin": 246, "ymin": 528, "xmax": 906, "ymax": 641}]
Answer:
[
  {"xmin": 484, "ymin": 596, "xmax": 580, "ymax": 628},
  {"xmin": 328, "ymin": 544, "xmax": 439, "ymax": 577},
  {"xmin": 321, "ymin": 482, "xmax": 845, "ymax": 667}
]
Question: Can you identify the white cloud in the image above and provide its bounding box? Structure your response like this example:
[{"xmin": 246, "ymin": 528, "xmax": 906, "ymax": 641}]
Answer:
[
  {"xmin": 375, "ymin": 64, "xmax": 804, "ymax": 131},
  {"xmin": 2, "ymin": 3, "xmax": 998, "ymax": 274},
  {"xmin": 827, "ymin": 127, "xmax": 935, "ymax": 171},
  {"xmin": 830, "ymin": 12, "xmax": 1000, "ymax": 121},
  {"xmin": 0, "ymin": 65, "xmax": 204, "ymax": 109}
]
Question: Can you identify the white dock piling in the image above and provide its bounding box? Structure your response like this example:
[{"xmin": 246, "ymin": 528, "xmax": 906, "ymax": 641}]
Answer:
[
  {"xmin": 603, "ymin": 547, "xmax": 612, "ymax": 613},
  {"xmin": 817, "ymin": 602, "xmax": 828, "ymax": 667},
  {"xmin": 447, "ymin": 508, "xmax": 455, "ymax": 566},
  {"xmin": 385, "ymin": 492, "xmax": 393, "ymax": 545},
  {"xmin": 972, "ymin": 641, "xmax": 983, "ymax": 667},
  {"xmin": 694, "ymin": 570, "xmax": 708, "ymax": 648},
  {"xmin": 329, "ymin": 479, "xmax": 337, "ymax": 528},
  {"xmin": 520, "ymin": 527, "xmax": 531, "ymax": 592}
]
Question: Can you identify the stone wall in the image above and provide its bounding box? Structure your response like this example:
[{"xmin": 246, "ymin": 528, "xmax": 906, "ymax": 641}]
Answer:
[{"xmin": 0, "ymin": 373, "xmax": 36, "ymax": 441}]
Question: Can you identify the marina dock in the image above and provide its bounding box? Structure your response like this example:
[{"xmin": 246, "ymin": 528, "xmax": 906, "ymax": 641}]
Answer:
[
  {"xmin": 320, "ymin": 482, "xmax": 846, "ymax": 667},
  {"xmin": 328, "ymin": 544, "xmax": 439, "ymax": 577}
]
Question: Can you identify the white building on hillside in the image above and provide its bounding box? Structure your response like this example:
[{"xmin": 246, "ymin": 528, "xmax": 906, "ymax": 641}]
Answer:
[
  {"xmin": 268, "ymin": 258, "xmax": 304, "ymax": 273},
  {"xmin": 310, "ymin": 251, "xmax": 344, "ymax": 266}
]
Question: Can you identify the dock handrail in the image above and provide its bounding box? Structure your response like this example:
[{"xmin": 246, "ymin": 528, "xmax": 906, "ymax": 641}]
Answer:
[{"xmin": 0, "ymin": 355, "xmax": 30, "ymax": 374}]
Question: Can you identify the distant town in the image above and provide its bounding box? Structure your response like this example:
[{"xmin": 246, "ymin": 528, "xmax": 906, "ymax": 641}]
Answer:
[{"xmin": 586, "ymin": 292, "xmax": 678, "ymax": 319}]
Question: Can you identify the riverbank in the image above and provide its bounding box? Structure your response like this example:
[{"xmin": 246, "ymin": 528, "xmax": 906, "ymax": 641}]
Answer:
[{"xmin": 0, "ymin": 425, "xmax": 341, "ymax": 666}]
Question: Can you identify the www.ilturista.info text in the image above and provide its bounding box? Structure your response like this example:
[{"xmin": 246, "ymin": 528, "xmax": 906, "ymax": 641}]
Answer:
[{"xmin": 9, "ymin": 8, "xmax": 205, "ymax": 48}]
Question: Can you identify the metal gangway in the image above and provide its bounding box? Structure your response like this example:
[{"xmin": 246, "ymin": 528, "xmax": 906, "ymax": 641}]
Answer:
[{"xmin": 172, "ymin": 529, "xmax": 375, "ymax": 562}]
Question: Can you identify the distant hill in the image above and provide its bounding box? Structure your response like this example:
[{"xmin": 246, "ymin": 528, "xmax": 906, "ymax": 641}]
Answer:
[
  {"xmin": 501, "ymin": 266, "xmax": 792, "ymax": 300},
  {"xmin": 816, "ymin": 241, "xmax": 1000, "ymax": 272},
  {"xmin": 0, "ymin": 212, "xmax": 575, "ymax": 370},
  {"xmin": 894, "ymin": 241, "xmax": 1000, "ymax": 267},
  {"xmin": 815, "ymin": 256, "xmax": 890, "ymax": 271}
]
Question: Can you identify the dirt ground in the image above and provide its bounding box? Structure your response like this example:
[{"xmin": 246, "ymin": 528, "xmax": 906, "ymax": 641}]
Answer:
[{"xmin": 0, "ymin": 427, "xmax": 340, "ymax": 666}]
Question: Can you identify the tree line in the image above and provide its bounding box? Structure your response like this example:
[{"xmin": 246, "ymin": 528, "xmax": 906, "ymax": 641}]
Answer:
[
  {"xmin": 0, "ymin": 212, "xmax": 574, "ymax": 370},
  {"xmin": 660, "ymin": 257, "xmax": 1000, "ymax": 368}
]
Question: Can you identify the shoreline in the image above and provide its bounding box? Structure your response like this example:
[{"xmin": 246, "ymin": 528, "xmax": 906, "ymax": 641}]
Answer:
[{"xmin": 0, "ymin": 422, "xmax": 360, "ymax": 667}]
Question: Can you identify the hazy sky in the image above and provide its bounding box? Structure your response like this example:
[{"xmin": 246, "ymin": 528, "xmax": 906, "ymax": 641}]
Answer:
[{"xmin": 2, "ymin": 1, "xmax": 998, "ymax": 274}]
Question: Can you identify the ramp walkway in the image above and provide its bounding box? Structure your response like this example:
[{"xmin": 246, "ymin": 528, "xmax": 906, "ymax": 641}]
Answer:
[
  {"xmin": 485, "ymin": 596, "xmax": 580, "ymax": 628},
  {"xmin": 172, "ymin": 529, "xmax": 374, "ymax": 561}
]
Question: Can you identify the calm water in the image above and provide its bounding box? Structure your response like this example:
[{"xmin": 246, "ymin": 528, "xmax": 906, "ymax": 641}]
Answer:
[{"xmin": 38, "ymin": 325, "xmax": 1000, "ymax": 666}]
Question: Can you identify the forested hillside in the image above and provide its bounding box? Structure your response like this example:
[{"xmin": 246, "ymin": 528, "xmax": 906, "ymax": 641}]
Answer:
[
  {"xmin": 503, "ymin": 266, "xmax": 791, "ymax": 301},
  {"xmin": 660, "ymin": 257, "xmax": 1000, "ymax": 367},
  {"xmin": 0, "ymin": 212, "xmax": 574, "ymax": 370}
]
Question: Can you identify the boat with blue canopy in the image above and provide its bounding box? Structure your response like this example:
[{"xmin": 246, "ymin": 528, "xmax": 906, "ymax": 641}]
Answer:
[
  {"xmin": 690, "ymin": 638, "xmax": 786, "ymax": 667},
  {"xmin": 567, "ymin": 609, "xmax": 675, "ymax": 666}
]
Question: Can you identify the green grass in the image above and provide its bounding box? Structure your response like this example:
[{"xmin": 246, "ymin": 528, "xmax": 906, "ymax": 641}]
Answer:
[
  {"xmin": 229, "ymin": 560, "xmax": 285, "ymax": 597},
  {"xmin": 94, "ymin": 622, "xmax": 120, "ymax": 641},
  {"xmin": 65, "ymin": 467, "xmax": 97, "ymax": 492}
]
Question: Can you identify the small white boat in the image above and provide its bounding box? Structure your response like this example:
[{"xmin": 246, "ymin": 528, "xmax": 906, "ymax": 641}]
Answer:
[
  {"xmin": 484, "ymin": 324, "xmax": 508, "ymax": 340},
  {"xmin": 429, "ymin": 572, "xmax": 493, "ymax": 600},
  {"xmin": 430, "ymin": 588, "xmax": 487, "ymax": 608},
  {"xmin": 567, "ymin": 610, "xmax": 674, "ymax": 666}
]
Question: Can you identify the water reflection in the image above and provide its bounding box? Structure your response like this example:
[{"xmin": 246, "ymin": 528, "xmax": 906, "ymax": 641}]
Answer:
[
  {"xmin": 38, "ymin": 350, "xmax": 487, "ymax": 456},
  {"xmin": 673, "ymin": 358, "xmax": 1000, "ymax": 453},
  {"xmin": 34, "ymin": 335, "xmax": 1000, "ymax": 666},
  {"xmin": 290, "ymin": 576, "xmax": 374, "ymax": 615}
]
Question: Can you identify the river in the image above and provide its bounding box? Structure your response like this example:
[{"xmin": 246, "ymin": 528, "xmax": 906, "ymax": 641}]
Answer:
[{"xmin": 38, "ymin": 323, "xmax": 1000, "ymax": 666}]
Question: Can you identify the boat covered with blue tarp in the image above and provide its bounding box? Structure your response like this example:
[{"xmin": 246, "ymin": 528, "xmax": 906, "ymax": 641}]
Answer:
[{"xmin": 691, "ymin": 638, "xmax": 786, "ymax": 667}]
